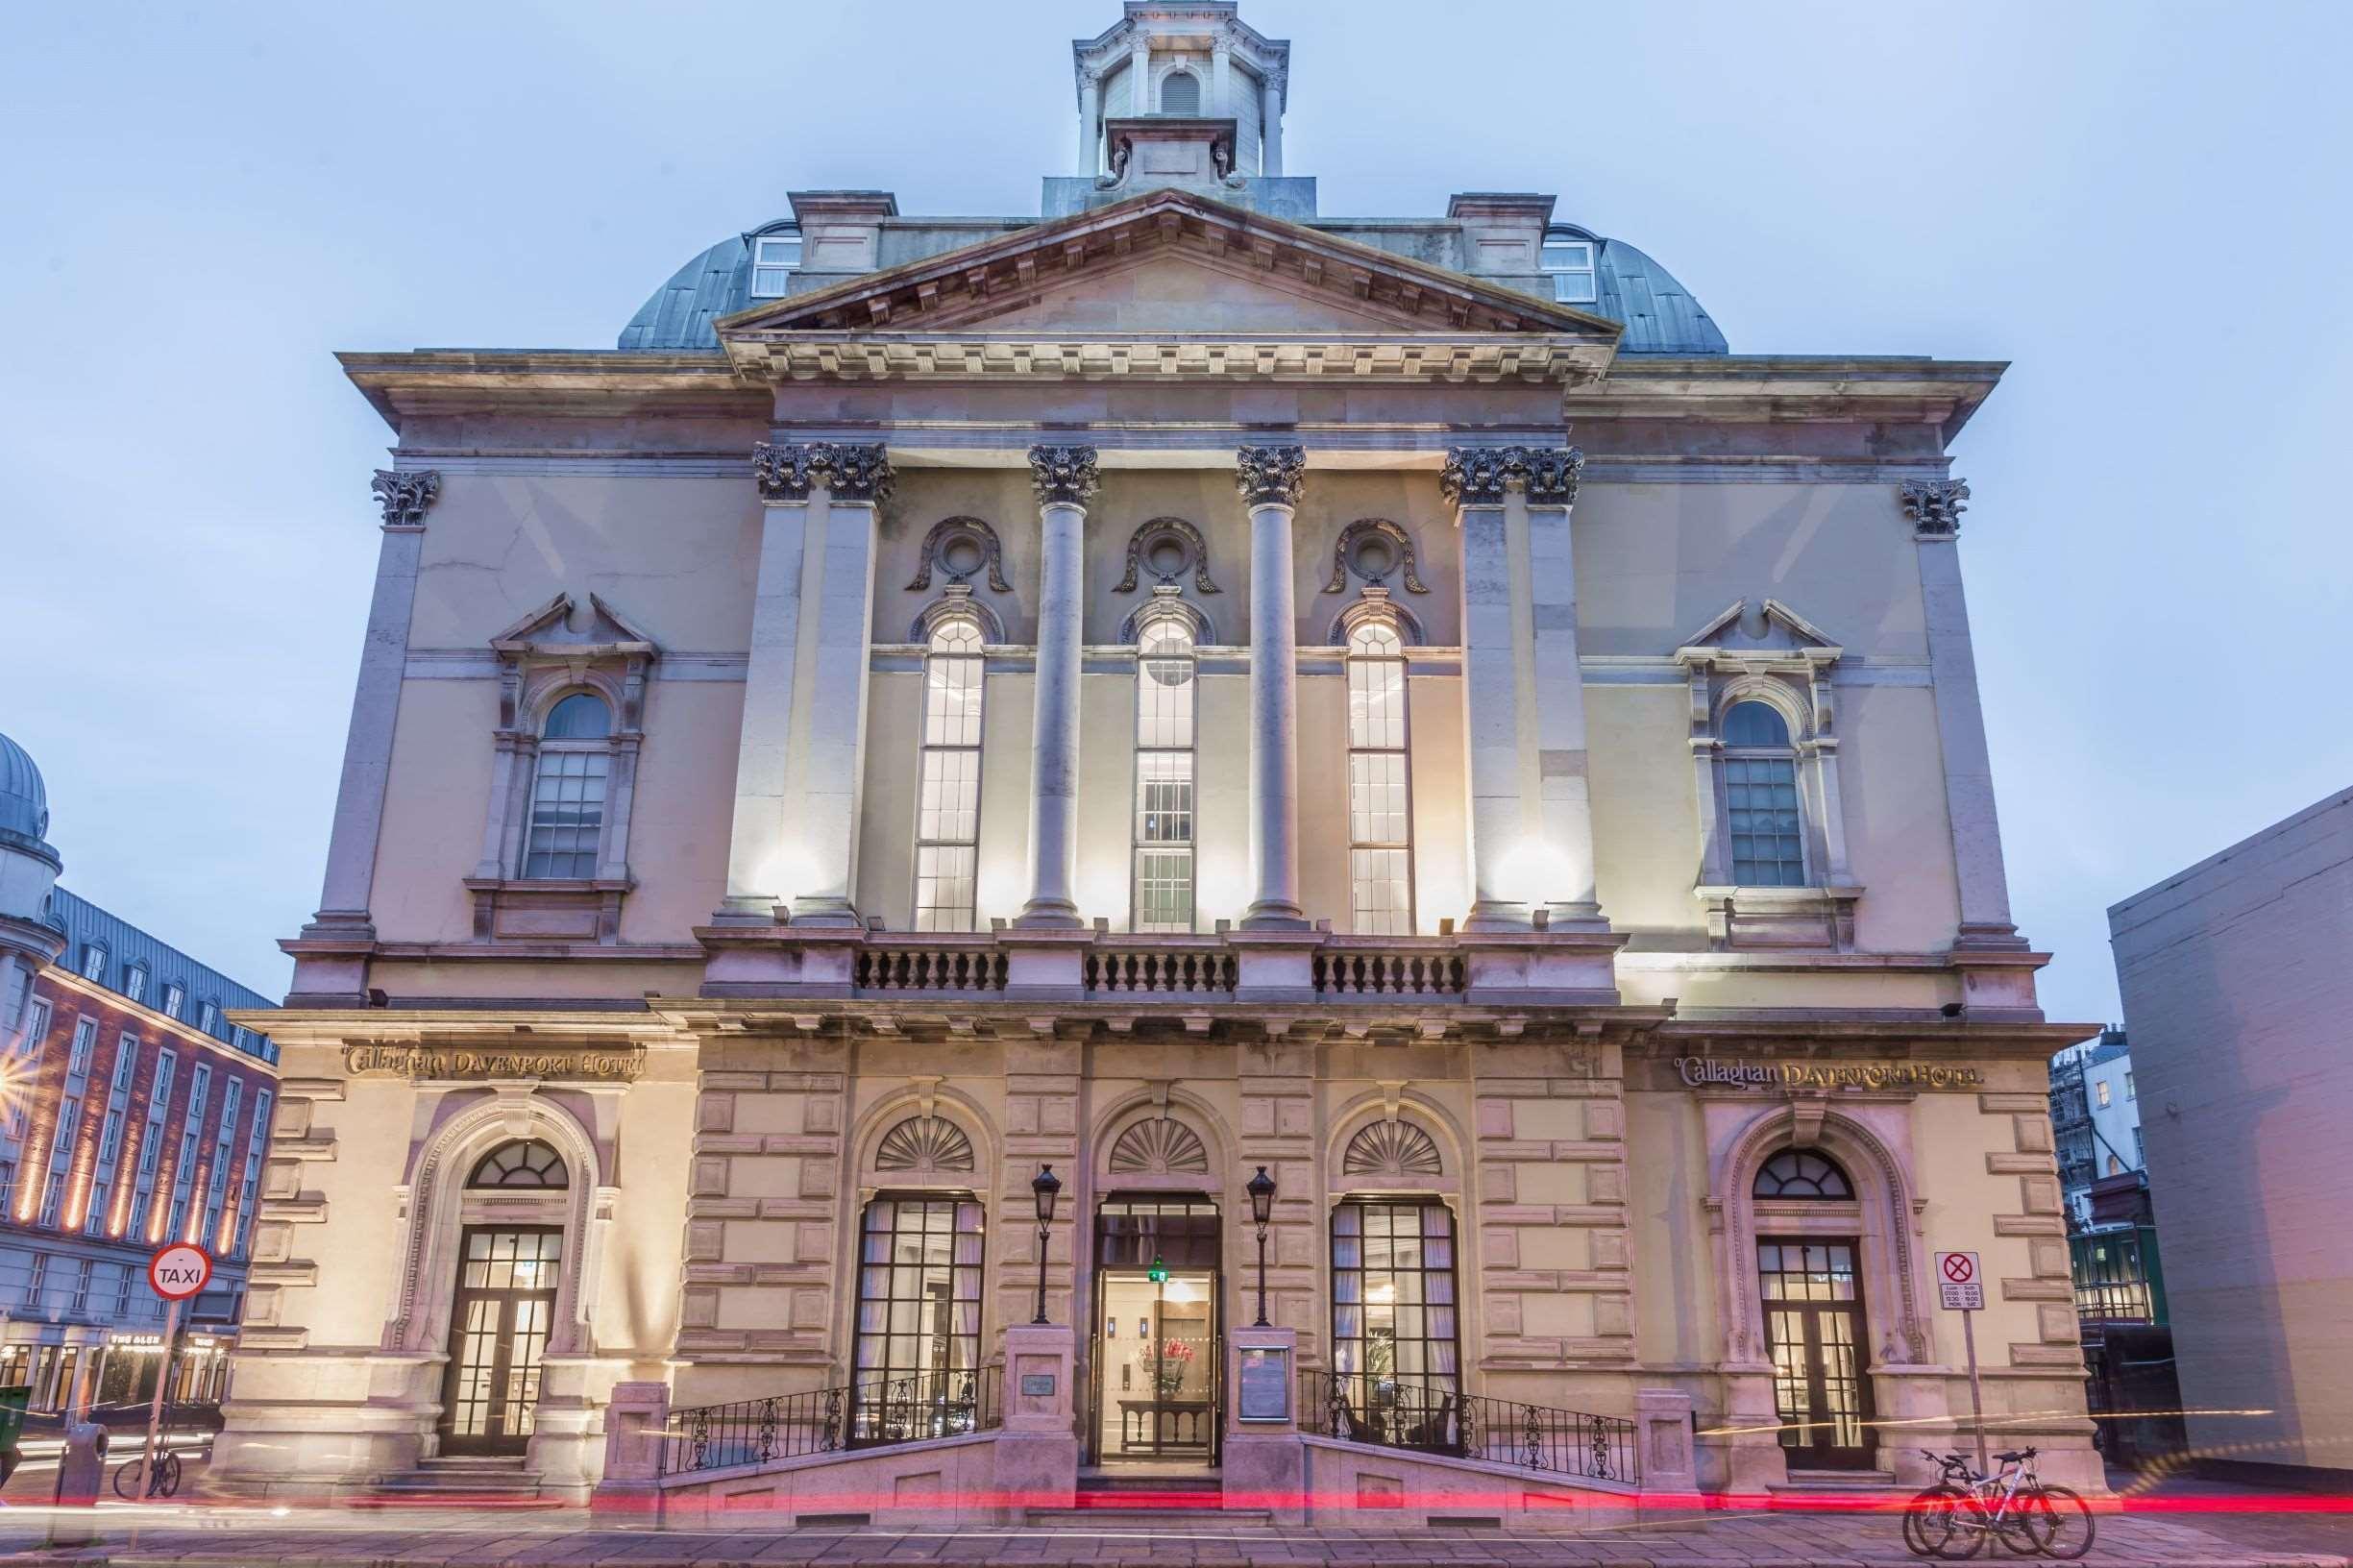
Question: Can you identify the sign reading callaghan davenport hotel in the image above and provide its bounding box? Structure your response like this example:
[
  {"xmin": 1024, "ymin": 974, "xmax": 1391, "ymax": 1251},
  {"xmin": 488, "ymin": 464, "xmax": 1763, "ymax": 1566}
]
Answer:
[
  {"xmin": 342, "ymin": 1043, "xmax": 647, "ymax": 1083},
  {"xmin": 1674, "ymin": 1056, "xmax": 1983, "ymax": 1091}
]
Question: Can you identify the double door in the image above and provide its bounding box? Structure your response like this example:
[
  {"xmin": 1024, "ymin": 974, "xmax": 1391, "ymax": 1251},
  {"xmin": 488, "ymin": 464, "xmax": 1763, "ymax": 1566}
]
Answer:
[
  {"xmin": 1757, "ymin": 1237, "xmax": 1877, "ymax": 1469},
  {"xmin": 439, "ymin": 1227, "xmax": 560, "ymax": 1456}
]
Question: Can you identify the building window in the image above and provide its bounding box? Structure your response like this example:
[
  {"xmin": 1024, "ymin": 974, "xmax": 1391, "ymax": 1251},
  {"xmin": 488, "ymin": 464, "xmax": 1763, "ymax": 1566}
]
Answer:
[
  {"xmin": 2124, "ymin": 1071, "xmax": 2135, "ymax": 1099},
  {"xmin": 39, "ymin": 1172, "xmax": 63, "ymax": 1229},
  {"xmin": 1345, "ymin": 619, "xmax": 1414, "ymax": 934},
  {"xmin": 70, "ymin": 1260, "xmax": 91, "ymax": 1312},
  {"xmin": 160, "ymin": 984, "xmax": 184, "ymax": 1019},
  {"xmin": 749, "ymin": 231, "xmax": 801, "ymax": 297},
  {"xmin": 1160, "ymin": 69, "xmax": 1200, "ymax": 114},
  {"xmin": 1330, "ymin": 1200, "xmax": 1460, "ymax": 1415},
  {"xmin": 1753, "ymin": 1148, "xmax": 1855, "ymax": 1200},
  {"xmin": 468, "ymin": 1139, "xmax": 569, "ymax": 1189},
  {"xmin": 16, "ymin": 997, "xmax": 47, "ymax": 1053},
  {"xmin": 2095, "ymin": 1079, "xmax": 2112, "ymax": 1109},
  {"xmin": 1722, "ymin": 700, "xmax": 1805, "ymax": 887},
  {"xmin": 849, "ymin": 1194, "xmax": 984, "ymax": 1439},
  {"xmin": 197, "ymin": 1000, "xmax": 217, "ymax": 1034},
  {"xmin": 66, "ymin": 1017, "xmax": 94, "ymax": 1077},
  {"xmin": 914, "ymin": 616, "xmax": 987, "ymax": 931},
  {"xmin": 124, "ymin": 967, "xmax": 147, "ymax": 1005},
  {"xmin": 522, "ymin": 693, "xmax": 612, "ymax": 879},
  {"xmin": 80, "ymin": 946, "xmax": 105, "ymax": 981},
  {"xmin": 1133, "ymin": 618, "xmax": 1197, "ymax": 932},
  {"xmin": 1541, "ymin": 233, "xmax": 1598, "ymax": 305},
  {"xmin": 110, "ymin": 1038, "xmax": 136, "ymax": 1094}
]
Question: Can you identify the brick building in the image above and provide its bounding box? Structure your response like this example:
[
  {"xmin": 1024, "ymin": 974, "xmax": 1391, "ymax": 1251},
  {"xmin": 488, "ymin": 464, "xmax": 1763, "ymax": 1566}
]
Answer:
[{"xmin": 0, "ymin": 732, "xmax": 280, "ymax": 1413}]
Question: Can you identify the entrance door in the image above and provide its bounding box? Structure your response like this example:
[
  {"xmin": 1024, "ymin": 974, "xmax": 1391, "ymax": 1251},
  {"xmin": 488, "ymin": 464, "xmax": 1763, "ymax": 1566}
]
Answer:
[
  {"xmin": 439, "ymin": 1227, "xmax": 561, "ymax": 1456},
  {"xmin": 1091, "ymin": 1197, "xmax": 1220, "ymax": 1466},
  {"xmin": 1757, "ymin": 1237, "xmax": 1877, "ymax": 1469}
]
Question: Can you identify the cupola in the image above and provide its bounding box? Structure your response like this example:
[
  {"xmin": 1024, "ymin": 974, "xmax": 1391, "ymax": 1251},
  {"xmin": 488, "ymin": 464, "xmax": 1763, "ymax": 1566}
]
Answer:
[{"xmin": 1071, "ymin": 2, "xmax": 1290, "ymax": 179}]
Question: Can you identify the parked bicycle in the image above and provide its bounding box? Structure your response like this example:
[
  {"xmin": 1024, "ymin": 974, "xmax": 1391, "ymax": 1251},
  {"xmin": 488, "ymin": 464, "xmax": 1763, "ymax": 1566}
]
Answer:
[
  {"xmin": 111, "ymin": 1447, "xmax": 182, "ymax": 1501},
  {"xmin": 1902, "ymin": 1446, "xmax": 2094, "ymax": 1559}
]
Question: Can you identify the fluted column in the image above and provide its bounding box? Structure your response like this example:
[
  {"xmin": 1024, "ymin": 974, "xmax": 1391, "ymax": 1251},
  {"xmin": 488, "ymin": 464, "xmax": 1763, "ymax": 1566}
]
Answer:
[
  {"xmin": 305, "ymin": 469, "xmax": 441, "ymax": 943},
  {"xmin": 1017, "ymin": 446, "xmax": 1097, "ymax": 929},
  {"xmin": 1443, "ymin": 450, "xmax": 1531, "ymax": 931},
  {"xmin": 1238, "ymin": 445, "xmax": 1308, "ymax": 930},
  {"xmin": 1522, "ymin": 449, "xmax": 1605, "ymax": 927}
]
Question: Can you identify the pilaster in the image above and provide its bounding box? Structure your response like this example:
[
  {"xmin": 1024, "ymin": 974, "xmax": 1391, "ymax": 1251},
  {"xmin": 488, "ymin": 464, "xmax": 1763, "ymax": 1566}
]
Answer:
[
  {"xmin": 716, "ymin": 444, "xmax": 818, "ymax": 923},
  {"xmin": 1238, "ymin": 445, "xmax": 1308, "ymax": 931},
  {"xmin": 1443, "ymin": 448, "xmax": 1531, "ymax": 931},
  {"xmin": 1521, "ymin": 447, "xmax": 1605, "ymax": 927}
]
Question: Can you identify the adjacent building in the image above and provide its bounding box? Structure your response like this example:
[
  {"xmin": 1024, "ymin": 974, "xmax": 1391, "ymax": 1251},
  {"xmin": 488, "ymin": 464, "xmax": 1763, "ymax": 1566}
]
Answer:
[
  {"xmin": 0, "ymin": 733, "xmax": 282, "ymax": 1414},
  {"xmin": 2110, "ymin": 786, "xmax": 2353, "ymax": 1484},
  {"xmin": 214, "ymin": 2, "xmax": 2101, "ymax": 1512}
]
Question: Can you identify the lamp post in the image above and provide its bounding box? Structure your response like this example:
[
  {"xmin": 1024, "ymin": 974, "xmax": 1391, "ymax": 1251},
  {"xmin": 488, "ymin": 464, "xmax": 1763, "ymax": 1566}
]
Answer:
[
  {"xmin": 1030, "ymin": 1164, "xmax": 1063, "ymax": 1326},
  {"xmin": 1246, "ymin": 1164, "xmax": 1277, "ymax": 1327}
]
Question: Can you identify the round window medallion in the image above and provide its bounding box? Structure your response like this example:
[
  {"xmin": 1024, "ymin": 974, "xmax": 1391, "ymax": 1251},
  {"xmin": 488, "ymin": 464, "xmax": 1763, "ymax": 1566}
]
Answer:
[
  {"xmin": 1350, "ymin": 534, "xmax": 1397, "ymax": 582},
  {"xmin": 1145, "ymin": 537, "xmax": 1190, "ymax": 580},
  {"xmin": 941, "ymin": 535, "xmax": 986, "ymax": 578}
]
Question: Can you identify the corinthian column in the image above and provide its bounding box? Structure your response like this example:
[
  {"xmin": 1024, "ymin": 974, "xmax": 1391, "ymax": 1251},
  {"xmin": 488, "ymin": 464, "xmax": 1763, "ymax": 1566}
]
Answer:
[
  {"xmin": 716, "ymin": 444, "xmax": 821, "ymax": 921},
  {"xmin": 1017, "ymin": 446, "xmax": 1097, "ymax": 929},
  {"xmin": 1443, "ymin": 448, "xmax": 1532, "ymax": 931},
  {"xmin": 1521, "ymin": 448, "xmax": 1605, "ymax": 927},
  {"xmin": 1238, "ymin": 445, "xmax": 1308, "ymax": 930}
]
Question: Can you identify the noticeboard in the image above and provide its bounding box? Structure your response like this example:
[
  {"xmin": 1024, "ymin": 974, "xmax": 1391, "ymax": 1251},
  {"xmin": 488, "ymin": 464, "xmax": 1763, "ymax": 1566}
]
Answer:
[{"xmin": 1237, "ymin": 1345, "xmax": 1291, "ymax": 1423}]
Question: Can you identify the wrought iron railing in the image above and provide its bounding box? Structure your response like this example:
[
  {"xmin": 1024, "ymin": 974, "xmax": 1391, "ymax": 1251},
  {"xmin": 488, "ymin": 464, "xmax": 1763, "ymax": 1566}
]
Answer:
[
  {"xmin": 659, "ymin": 1366, "xmax": 1000, "ymax": 1477},
  {"xmin": 1301, "ymin": 1370, "xmax": 1637, "ymax": 1484}
]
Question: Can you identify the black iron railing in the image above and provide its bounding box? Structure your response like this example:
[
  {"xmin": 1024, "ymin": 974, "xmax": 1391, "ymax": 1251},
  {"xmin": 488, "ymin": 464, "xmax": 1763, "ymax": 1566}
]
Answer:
[
  {"xmin": 1302, "ymin": 1370, "xmax": 1638, "ymax": 1484},
  {"xmin": 659, "ymin": 1365, "xmax": 999, "ymax": 1477}
]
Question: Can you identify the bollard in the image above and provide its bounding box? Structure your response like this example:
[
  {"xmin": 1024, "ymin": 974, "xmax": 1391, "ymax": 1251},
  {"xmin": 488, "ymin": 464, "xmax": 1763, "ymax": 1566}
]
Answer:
[{"xmin": 47, "ymin": 1421, "xmax": 108, "ymax": 1547}]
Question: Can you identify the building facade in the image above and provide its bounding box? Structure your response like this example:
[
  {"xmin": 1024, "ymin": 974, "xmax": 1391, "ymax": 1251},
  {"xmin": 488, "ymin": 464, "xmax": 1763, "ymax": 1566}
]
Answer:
[
  {"xmin": 216, "ymin": 2, "xmax": 2100, "ymax": 1508},
  {"xmin": 0, "ymin": 734, "xmax": 281, "ymax": 1414},
  {"xmin": 2049, "ymin": 1028, "xmax": 2144, "ymax": 1226},
  {"xmin": 2109, "ymin": 786, "xmax": 2353, "ymax": 1483}
]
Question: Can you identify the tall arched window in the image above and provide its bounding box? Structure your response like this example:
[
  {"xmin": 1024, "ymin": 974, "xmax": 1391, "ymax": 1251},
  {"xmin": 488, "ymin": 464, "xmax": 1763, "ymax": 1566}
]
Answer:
[
  {"xmin": 1133, "ymin": 619, "xmax": 1196, "ymax": 932},
  {"xmin": 522, "ymin": 693, "xmax": 611, "ymax": 879},
  {"xmin": 850, "ymin": 1194, "xmax": 985, "ymax": 1442},
  {"xmin": 1345, "ymin": 620, "xmax": 1414, "ymax": 933},
  {"xmin": 915, "ymin": 616, "xmax": 987, "ymax": 931},
  {"xmin": 1159, "ymin": 69, "xmax": 1200, "ymax": 114},
  {"xmin": 1722, "ymin": 700, "xmax": 1804, "ymax": 887}
]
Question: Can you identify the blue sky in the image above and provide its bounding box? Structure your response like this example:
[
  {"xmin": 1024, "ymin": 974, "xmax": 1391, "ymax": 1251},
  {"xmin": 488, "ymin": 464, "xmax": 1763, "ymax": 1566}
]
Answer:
[{"xmin": 3, "ymin": 1, "xmax": 2347, "ymax": 1026}]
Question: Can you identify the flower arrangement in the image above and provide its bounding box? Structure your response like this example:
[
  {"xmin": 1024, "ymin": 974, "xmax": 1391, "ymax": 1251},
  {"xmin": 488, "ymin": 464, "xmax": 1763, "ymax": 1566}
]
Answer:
[{"xmin": 1134, "ymin": 1335, "xmax": 1197, "ymax": 1399}]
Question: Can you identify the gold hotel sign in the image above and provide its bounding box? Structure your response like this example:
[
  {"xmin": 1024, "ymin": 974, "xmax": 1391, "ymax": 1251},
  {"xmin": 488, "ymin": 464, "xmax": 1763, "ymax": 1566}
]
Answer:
[
  {"xmin": 1674, "ymin": 1056, "xmax": 1983, "ymax": 1091},
  {"xmin": 343, "ymin": 1043, "xmax": 646, "ymax": 1083}
]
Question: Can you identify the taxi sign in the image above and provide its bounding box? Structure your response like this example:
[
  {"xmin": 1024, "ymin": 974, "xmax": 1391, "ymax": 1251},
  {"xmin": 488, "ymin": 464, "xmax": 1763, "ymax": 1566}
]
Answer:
[
  {"xmin": 1935, "ymin": 1249, "xmax": 1984, "ymax": 1311},
  {"xmin": 148, "ymin": 1242, "xmax": 213, "ymax": 1302}
]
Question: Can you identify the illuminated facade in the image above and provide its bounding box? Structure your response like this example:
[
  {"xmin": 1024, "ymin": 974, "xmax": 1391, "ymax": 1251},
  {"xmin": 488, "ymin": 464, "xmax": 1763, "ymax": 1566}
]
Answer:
[
  {"xmin": 0, "ymin": 734, "xmax": 280, "ymax": 1412},
  {"xmin": 214, "ymin": 1, "xmax": 2101, "ymax": 1513}
]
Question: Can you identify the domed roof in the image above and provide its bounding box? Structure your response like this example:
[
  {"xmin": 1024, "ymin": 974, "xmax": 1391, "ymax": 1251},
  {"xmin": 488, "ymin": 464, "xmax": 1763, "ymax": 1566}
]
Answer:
[
  {"xmin": 620, "ymin": 221, "xmax": 1729, "ymax": 355},
  {"xmin": 0, "ymin": 730, "xmax": 51, "ymax": 845}
]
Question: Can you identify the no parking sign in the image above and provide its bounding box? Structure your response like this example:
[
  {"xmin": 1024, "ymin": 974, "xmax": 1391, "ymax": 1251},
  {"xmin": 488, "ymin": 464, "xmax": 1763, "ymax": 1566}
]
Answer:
[{"xmin": 147, "ymin": 1242, "xmax": 212, "ymax": 1302}]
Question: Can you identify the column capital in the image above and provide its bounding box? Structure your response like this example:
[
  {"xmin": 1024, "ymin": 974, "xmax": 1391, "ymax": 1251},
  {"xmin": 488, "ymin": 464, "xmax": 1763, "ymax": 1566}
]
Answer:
[
  {"xmin": 753, "ymin": 441, "xmax": 895, "ymax": 504},
  {"xmin": 371, "ymin": 469, "xmax": 440, "ymax": 528},
  {"xmin": 1235, "ymin": 444, "xmax": 1306, "ymax": 508},
  {"xmin": 1027, "ymin": 445, "xmax": 1101, "ymax": 508},
  {"xmin": 1439, "ymin": 445, "xmax": 1584, "ymax": 508},
  {"xmin": 1900, "ymin": 478, "xmax": 1970, "ymax": 536}
]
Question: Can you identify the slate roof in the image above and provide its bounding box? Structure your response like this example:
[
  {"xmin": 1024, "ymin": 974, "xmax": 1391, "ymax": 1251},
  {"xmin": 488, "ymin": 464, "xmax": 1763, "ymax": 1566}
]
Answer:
[
  {"xmin": 44, "ymin": 887, "xmax": 279, "ymax": 1064},
  {"xmin": 619, "ymin": 222, "xmax": 1728, "ymax": 355}
]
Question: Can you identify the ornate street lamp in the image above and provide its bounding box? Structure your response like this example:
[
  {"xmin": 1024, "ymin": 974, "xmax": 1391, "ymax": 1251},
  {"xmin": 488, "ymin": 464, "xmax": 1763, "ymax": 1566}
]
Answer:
[
  {"xmin": 1246, "ymin": 1164, "xmax": 1277, "ymax": 1327},
  {"xmin": 1030, "ymin": 1164, "xmax": 1063, "ymax": 1326}
]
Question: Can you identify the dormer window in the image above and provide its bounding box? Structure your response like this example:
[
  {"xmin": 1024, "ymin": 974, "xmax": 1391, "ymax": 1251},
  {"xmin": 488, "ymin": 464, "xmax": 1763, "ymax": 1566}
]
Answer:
[
  {"xmin": 124, "ymin": 966, "xmax": 147, "ymax": 1005},
  {"xmin": 160, "ymin": 984, "xmax": 184, "ymax": 1020},
  {"xmin": 750, "ymin": 232, "xmax": 802, "ymax": 298},
  {"xmin": 1541, "ymin": 233, "xmax": 1598, "ymax": 305},
  {"xmin": 1160, "ymin": 69, "xmax": 1200, "ymax": 114},
  {"xmin": 81, "ymin": 945, "xmax": 106, "ymax": 981}
]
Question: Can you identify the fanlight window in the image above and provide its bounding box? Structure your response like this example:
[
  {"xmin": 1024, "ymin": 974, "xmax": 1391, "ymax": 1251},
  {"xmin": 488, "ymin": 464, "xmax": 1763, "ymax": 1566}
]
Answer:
[
  {"xmin": 1340, "ymin": 1119, "xmax": 1442, "ymax": 1179},
  {"xmin": 468, "ymin": 1139, "xmax": 570, "ymax": 1189},
  {"xmin": 1722, "ymin": 699, "xmax": 1804, "ymax": 888},
  {"xmin": 1108, "ymin": 1116, "xmax": 1209, "ymax": 1175},
  {"xmin": 874, "ymin": 1115, "xmax": 976, "ymax": 1173},
  {"xmin": 523, "ymin": 692, "xmax": 613, "ymax": 879},
  {"xmin": 1753, "ymin": 1148, "xmax": 1854, "ymax": 1200}
]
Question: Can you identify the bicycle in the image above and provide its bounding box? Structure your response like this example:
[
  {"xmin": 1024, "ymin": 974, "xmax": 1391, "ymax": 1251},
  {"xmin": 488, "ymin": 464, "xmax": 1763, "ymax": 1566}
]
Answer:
[
  {"xmin": 1902, "ymin": 1446, "xmax": 2094, "ymax": 1559},
  {"xmin": 111, "ymin": 1448, "xmax": 182, "ymax": 1501}
]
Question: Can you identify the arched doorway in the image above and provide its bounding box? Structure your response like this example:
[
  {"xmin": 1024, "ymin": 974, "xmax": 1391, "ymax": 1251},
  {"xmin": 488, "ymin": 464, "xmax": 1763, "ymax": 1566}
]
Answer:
[
  {"xmin": 1751, "ymin": 1148, "xmax": 1877, "ymax": 1469},
  {"xmin": 437, "ymin": 1138, "xmax": 568, "ymax": 1456}
]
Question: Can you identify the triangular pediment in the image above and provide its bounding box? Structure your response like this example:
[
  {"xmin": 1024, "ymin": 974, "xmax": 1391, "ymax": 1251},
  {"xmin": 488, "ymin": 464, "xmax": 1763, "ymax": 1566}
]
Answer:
[
  {"xmin": 1675, "ymin": 598, "xmax": 1843, "ymax": 666},
  {"xmin": 715, "ymin": 188, "xmax": 1621, "ymax": 384},
  {"xmin": 490, "ymin": 592, "xmax": 659, "ymax": 659}
]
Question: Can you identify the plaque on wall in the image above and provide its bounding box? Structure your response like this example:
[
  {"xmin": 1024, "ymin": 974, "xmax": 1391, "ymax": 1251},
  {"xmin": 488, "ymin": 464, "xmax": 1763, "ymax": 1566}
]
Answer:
[
  {"xmin": 1020, "ymin": 1373, "xmax": 1057, "ymax": 1397},
  {"xmin": 1236, "ymin": 1346, "xmax": 1290, "ymax": 1423}
]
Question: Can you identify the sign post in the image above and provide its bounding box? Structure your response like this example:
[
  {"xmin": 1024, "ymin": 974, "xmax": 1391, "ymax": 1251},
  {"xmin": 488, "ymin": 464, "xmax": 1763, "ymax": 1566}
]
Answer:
[
  {"xmin": 1935, "ymin": 1250, "xmax": 1988, "ymax": 1475},
  {"xmin": 140, "ymin": 1244, "xmax": 212, "ymax": 1499}
]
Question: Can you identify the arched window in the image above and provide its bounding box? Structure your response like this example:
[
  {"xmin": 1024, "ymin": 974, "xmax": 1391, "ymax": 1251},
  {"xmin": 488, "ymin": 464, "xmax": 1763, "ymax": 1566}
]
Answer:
[
  {"xmin": 468, "ymin": 1139, "xmax": 570, "ymax": 1189},
  {"xmin": 1160, "ymin": 69, "xmax": 1200, "ymax": 114},
  {"xmin": 1722, "ymin": 699, "xmax": 1803, "ymax": 887},
  {"xmin": 915, "ymin": 617, "xmax": 987, "ymax": 931},
  {"xmin": 849, "ymin": 1195, "xmax": 985, "ymax": 1440},
  {"xmin": 523, "ymin": 692, "xmax": 612, "ymax": 879},
  {"xmin": 1134, "ymin": 619, "xmax": 1196, "ymax": 932},
  {"xmin": 1752, "ymin": 1148, "xmax": 1854, "ymax": 1200},
  {"xmin": 1346, "ymin": 619, "xmax": 1413, "ymax": 933}
]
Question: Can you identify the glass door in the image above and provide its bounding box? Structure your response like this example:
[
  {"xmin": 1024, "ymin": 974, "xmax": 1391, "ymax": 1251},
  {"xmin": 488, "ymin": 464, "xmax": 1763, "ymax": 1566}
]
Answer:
[
  {"xmin": 1757, "ymin": 1237, "xmax": 1877, "ymax": 1469},
  {"xmin": 1096, "ymin": 1269, "xmax": 1217, "ymax": 1460},
  {"xmin": 439, "ymin": 1227, "xmax": 561, "ymax": 1456}
]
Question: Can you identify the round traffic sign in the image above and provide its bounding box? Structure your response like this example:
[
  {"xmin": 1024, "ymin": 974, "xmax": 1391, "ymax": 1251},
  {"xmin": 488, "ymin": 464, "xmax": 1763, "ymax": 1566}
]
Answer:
[
  {"xmin": 1941, "ymin": 1253, "xmax": 1975, "ymax": 1284},
  {"xmin": 148, "ymin": 1242, "xmax": 213, "ymax": 1302}
]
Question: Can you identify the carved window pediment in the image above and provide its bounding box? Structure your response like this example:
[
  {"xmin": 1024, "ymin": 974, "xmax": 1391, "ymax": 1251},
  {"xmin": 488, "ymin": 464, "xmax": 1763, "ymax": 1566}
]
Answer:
[
  {"xmin": 1108, "ymin": 1116, "xmax": 1209, "ymax": 1175},
  {"xmin": 874, "ymin": 1115, "xmax": 975, "ymax": 1174},
  {"xmin": 1341, "ymin": 1119, "xmax": 1442, "ymax": 1179}
]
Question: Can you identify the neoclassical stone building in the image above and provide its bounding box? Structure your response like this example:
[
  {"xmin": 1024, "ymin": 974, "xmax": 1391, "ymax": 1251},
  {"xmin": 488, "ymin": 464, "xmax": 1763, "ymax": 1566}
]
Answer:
[{"xmin": 217, "ymin": 1, "xmax": 2098, "ymax": 1515}]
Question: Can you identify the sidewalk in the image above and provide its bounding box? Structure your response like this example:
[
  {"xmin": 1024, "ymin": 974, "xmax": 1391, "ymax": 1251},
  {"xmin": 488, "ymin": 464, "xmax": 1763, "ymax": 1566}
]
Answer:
[{"xmin": 0, "ymin": 1493, "xmax": 2343, "ymax": 1568}]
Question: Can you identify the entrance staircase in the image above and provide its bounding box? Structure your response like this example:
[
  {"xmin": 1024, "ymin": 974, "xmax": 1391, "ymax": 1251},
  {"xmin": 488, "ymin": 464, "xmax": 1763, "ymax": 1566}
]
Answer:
[
  {"xmin": 1028, "ymin": 1470, "xmax": 1267, "ymax": 1527},
  {"xmin": 357, "ymin": 1454, "xmax": 561, "ymax": 1508}
]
